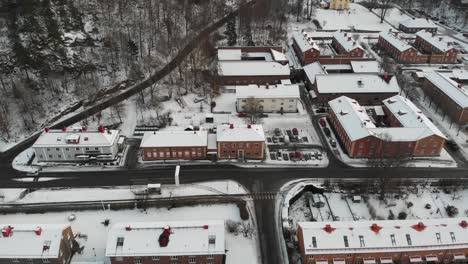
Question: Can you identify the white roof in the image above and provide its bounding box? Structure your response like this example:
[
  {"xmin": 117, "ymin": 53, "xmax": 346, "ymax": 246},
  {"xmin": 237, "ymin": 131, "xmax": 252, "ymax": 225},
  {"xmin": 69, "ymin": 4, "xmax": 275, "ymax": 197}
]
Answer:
[
  {"xmin": 217, "ymin": 61, "xmax": 290, "ymax": 76},
  {"xmin": 292, "ymin": 31, "xmax": 319, "ymax": 52},
  {"xmin": 333, "ymin": 31, "xmax": 362, "ymax": 52},
  {"xmin": 400, "ymin": 18, "xmax": 437, "ymax": 29},
  {"xmin": 140, "ymin": 131, "xmax": 208, "ymax": 148},
  {"xmin": 105, "ymin": 221, "xmax": 224, "ymax": 257},
  {"xmin": 217, "ymin": 49, "xmax": 242, "ymax": 61},
  {"xmin": 270, "ymin": 49, "xmax": 288, "ymax": 61},
  {"xmin": 216, "ymin": 124, "xmax": 265, "ymax": 142},
  {"xmin": 323, "ymin": 64, "xmax": 353, "ymax": 71},
  {"xmin": 298, "ymin": 218, "xmax": 468, "ymax": 255},
  {"xmin": 0, "ymin": 224, "xmax": 69, "ymax": 258},
  {"xmin": 315, "ymin": 74, "xmax": 400, "ymax": 94},
  {"xmin": 350, "ymin": 61, "xmax": 381, "ymax": 73},
  {"xmin": 379, "ymin": 32, "xmax": 413, "ymax": 52},
  {"xmin": 425, "ymin": 71, "xmax": 468, "ymax": 108},
  {"xmin": 415, "ymin": 31, "xmax": 454, "ymax": 52},
  {"xmin": 452, "ymin": 69, "xmax": 468, "ymax": 80},
  {"xmin": 304, "ymin": 62, "xmax": 327, "ymax": 85},
  {"xmin": 33, "ymin": 129, "xmax": 119, "ymax": 147},
  {"xmin": 207, "ymin": 134, "xmax": 217, "ymax": 150},
  {"xmin": 236, "ymin": 84, "xmax": 300, "ymax": 99}
]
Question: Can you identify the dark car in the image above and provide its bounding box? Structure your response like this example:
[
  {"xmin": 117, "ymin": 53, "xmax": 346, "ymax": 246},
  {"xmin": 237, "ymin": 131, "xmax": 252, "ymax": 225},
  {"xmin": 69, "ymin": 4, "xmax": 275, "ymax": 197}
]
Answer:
[
  {"xmin": 446, "ymin": 140, "xmax": 459, "ymax": 151},
  {"xmin": 329, "ymin": 138, "xmax": 337, "ymax": 148},
  {"xmin": 316, "ymin": 107, "xmax": 326, "ymax": 113},
  {"xmin": 295, "ymin": 151, "xmax": 302, "ymax": 160},
  {"xmin": 323, "ymin": 127, "xmax": 331, "ymax": 137}
]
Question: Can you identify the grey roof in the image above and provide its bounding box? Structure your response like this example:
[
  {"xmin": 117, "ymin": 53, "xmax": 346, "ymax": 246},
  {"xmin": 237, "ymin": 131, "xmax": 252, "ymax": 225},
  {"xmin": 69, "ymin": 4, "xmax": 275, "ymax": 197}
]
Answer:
[{"xmin": 425, "ymin": 71, "xmax": 468, "ymax": 108}]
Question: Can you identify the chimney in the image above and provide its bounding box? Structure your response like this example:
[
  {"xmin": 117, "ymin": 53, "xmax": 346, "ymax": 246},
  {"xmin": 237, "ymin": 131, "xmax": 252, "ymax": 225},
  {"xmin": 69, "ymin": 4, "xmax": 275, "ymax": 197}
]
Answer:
[
  {"xmin": 125, "ymin": 226, "xmax": 132, "ymax": 231},
  {"xmin": 84, "ymin": 137, "xmax": 89, "ymax": 141},
  {"xmin": 62, "ymin": 127, "xmax": 67, "ymax": 132},
  {"xmin": 158, "ymin": 226, "xmax": 171, "ymax": 247},
  {"xmin": 439, "ymin": 37, "xmax": 443, "ymax": 41},
  {"xmin": 203, "ymin": 225, "xmax": 209, "ymax": 230},
  {"xmin": 229, "ymin": 124, "xmax": 234, "ymax": 129},
  {"xmin": 458, "ymin": 83, "xmax": 463, "ymax": 89},
  {"xmin": 2, "ymin": 226, "xmax": 13, "ymax": 237},
  {"xmin": 107, "ymin": 129, "xmax": 112, "ymax": 134},
  {"xmin": 35, "ymin": 227, "xmax": 42, "ymax": 236},
  {"xmin": 45, "ymin": 127, "xmax": 50, "ymax": 133},
  {"xmin": 266, "ymin": 83, "xmax": 269, "ymax": 89},
  {"xmin": 98, "ymin": 125, "xmax": 105, "ymax": 133}
]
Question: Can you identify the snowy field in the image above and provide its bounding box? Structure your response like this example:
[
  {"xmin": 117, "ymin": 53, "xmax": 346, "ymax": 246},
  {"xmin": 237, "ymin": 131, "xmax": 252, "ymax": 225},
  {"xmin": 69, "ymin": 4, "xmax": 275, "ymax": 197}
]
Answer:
[
  {"xmin": 0, "ymin": 204, "xmax": 260, "ymax": 264},
  {"xmin": 375, "ymin": 8, "xmax": 414, "ymax": 29},
  {"xmin": 314, "ymin": 3, "xmax": 393, "ymax": 31},
  {"xmin": 0, "ymin": 180, "xmax": 248, "ymax": 204}
]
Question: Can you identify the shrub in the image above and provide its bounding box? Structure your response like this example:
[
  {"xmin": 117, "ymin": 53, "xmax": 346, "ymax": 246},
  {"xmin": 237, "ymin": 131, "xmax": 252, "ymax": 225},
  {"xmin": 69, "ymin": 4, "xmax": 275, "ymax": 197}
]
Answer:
[
  {"xmin": 446, "ymin": 205, "xmax": 459, "ymax": 217},
  {"xmin": 398, "ymin": 211, "xmax": 407, "ymax": 220}
]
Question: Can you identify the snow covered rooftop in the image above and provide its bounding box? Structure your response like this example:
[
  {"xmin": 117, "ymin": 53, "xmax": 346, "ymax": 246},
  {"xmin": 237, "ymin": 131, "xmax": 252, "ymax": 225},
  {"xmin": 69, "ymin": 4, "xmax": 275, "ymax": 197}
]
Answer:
[
  {"xmin": 217, "ymin": 49, "xmax": 242, "ymax": 61},
  {"xmin": 415, "ymin": 31, "xmax": 454, "ymax": 52},
  {"xmin": 216, "ymin": 124, "xmax": 265, "ymax": 142},
  {"xmin": 333, "ymin": 31, "xmax": 362, "ymax": 52},
  {"xmin": 350, "ymin": 61, "xmax": 381, "ymax": 73},
  {"xmin": 298, "ymin": 218, "xmax": 468, "ymax": 254},
  {"xmin": 105, "ymin": 220, "xmax": 225, "ymax": 257},
  {"xmin": 292, "ymin": 31, "xmax": 320, "ymax": 52},
  {"xmin": 0, "ymin": 224, "xmax": 69, "ymax": 258},
  {"xmin": 140, "ymin": 130, "xmax": 208, "ymax": 148},
  {"xmin": 33, "ymin": 128, "xmax": 119, "ymax": 147},
  {"xmin": 217, "ymin": 61, "xmax": 290, "ymax": 76},
  {"xmin": 400, "ymin": 18, "xmax": 437, "ymax": 29},
  {"xmin": 315, "ymin": 74, "xmax": 400, "ymax": 94},
  {"xmin": 304, "ymin": 62, "xmax": 327, "ymax": 84},
  {"xmin": 379, "ymin": 32, "xmax": 413, "ymax": 52},
  {"xmin": 425, "ymin": 71, "xmax": 468, "ymax": 108},
  {"xmin": 270, "ymin": 49, "xmax": 288, "ymax": 61},
  {"xmin": 207, "ymin": 134, "xmax": 217, "ymax": 151},
  {"xmin": 236, "ymin": 84, "xmax": 300, "ymax": 99},
  {"xmin": 451, "ymin": 69, "xmax": 468, "ymax": 81}
]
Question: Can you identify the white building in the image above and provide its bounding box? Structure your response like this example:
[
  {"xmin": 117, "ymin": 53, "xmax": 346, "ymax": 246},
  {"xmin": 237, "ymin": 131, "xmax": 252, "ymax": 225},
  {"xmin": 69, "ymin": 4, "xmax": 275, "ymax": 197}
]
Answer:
[
  {"xmin": 236, "ymin": 84, "xmax": 301, "ymax": 113},
  {"xmin": 105, "ymin": 220, "xmax": 225, "ymax": 263},
  {"xmin": 32, "ymin": 127, "xmax": 120, "ymax": 162}
]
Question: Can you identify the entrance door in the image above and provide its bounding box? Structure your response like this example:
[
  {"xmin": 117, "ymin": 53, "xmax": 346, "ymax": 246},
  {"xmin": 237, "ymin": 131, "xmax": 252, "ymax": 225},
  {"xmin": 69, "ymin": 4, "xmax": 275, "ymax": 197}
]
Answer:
[{"xmin": 238, "ymin": 150, "xmax": 244, "ymax": 160}]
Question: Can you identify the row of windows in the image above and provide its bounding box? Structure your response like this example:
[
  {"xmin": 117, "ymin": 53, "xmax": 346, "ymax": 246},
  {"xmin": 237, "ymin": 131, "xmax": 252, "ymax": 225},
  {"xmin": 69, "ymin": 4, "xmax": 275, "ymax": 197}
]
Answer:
[
  {"xmin": 222, "ymin": 150, "xmax": 260, "ymax": 157},
  {"xmin": 11, "ymin": 259, "xmax": 50, "ymax": 264},
  {"xmin": 45, "ymin": 147, "xmax": 100, "ymax": 151},
  {"xmin": 126, "ymin": 256, "xmax": 215, "ymax": 264},
  {"xmin": 146, "ymin": 151, "xmax": 203, "ymax": 158},
  {"xmin": 241, "ymin": 99, "xmax": 295, "ymax": 103},
  {"xmin": 222, "ymin": 143, "xmax": 260, "ymax": 148}
]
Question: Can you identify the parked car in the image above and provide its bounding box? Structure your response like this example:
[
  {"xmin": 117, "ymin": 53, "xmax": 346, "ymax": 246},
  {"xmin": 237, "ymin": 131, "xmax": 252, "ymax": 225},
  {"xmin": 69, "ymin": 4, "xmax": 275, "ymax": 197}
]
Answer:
[
  {"xmin": 316, "ymin": 107, "xmax": 326, "ymax": 113},
  {"xmin": 329, "ymin": 138, "xmax": 337, "ymax": 148},
  {"xmin": 319, "ymin": 118, "xmax": 327, "ymax": 127},
  {"xmin": 323, "ymin": 127, "xmax": 331, "ymax": 137},
  {"xmin": 238, "ymin": 113, "xmax": 248, "ymax": 117},
  {"xmin": 289, "ymin": 152, "xmax": 295, "ymax": 159},
  {"xmin": 292, "ymin": 128, "xmax": 299, "ymax": 136},
  {"xmin": 295, "ymin": 151, "xmax": 302, "ymax": 160}
]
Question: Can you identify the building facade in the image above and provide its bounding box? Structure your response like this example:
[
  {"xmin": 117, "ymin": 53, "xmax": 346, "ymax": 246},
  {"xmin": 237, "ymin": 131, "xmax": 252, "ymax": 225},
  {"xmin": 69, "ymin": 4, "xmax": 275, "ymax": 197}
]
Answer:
[
  {"xmin": 0, "ymin": 224, "xmax": 75, "ymax": 264},
  {"xmin": 399, "ymin": 18, "xmax": 438, "ymax": 33},
  {"xmin": 423, "ymin": 72, "xmax": 468, "ymax": 125},
  {"xmin": 414, "ymin": 31, "xmax": 458, "ymax": 64},
  {"xmin": 378, "ymin": 32, "xmax": 424, "ymax": 64},
  {"xmin": 32, "ymin": 127, "xmax": 120, "ymax": 162},
  {"xmin": 328, "ymin": 96, "xmax": 445, "ymax": 158},
  {"xmin": 329, "ymin": 0, "xmax": 349, "ymax": 10},
  {"xmin": 140, "ymin": 131, "xmax": 208, "ymax": 161},
  {"xmin": 297, "ymin": 218, "xmax": 468, "ymax": 264},
  {"xmin": 292, "ymin": 31, "xmax": 322, "ymax": 65},
  {"xmin": 236, "ymin": 84, "xmax": 300, "ymax": 113},
  {"xmin": 331, "ymin": 32, "xmax": 365, "ymax": 58},
  {"xmin": 216, "ymin": 124, "xmax": 265, "ymax": 160},
  {"xmin": 106, "ymin": 221, "xmax": 225, "ymax": 264}
]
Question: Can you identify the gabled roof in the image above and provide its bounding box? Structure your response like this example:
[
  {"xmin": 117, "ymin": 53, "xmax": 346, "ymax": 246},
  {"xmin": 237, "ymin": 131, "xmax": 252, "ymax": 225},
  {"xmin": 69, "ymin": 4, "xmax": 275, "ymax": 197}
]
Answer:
[
  {"xmin": 236, "ymin": 84, "xmax": 300, "ymax": 99},
  {"xmin": 304, "ymin": 62, "xmax": 327, "ymax": 85},
  {"xmin": 379, "ymin": 32, "xmax": 413, "ymax": 52},
  {"xmin": 33, "ymin": 128, "xmax": 120, "ymax": 147},
  {"xmin": 299, "ymin": 218, "xmax": 468, "ymax": 254},
  {"xmin": 217, "ymin": 49, "xmax": 242, "ymax": 61},
  {"xmin": 140, "ymin": 131, "xmax": 208, "ymax": 148},
  {"xmin": 425, "ymin": 71, "xmax": 468, "ymax": 108},
  {"xmin": 0, "ymin": 224, "xmax": 69, "ymax": 258},
  {"xmin": 216, "ymin": 124, "xmax": 265, "ymax": 142},
  {"xmin": 217, "ymin": 61, "xmax": 290, "ymax": 77},
  {"xmin": 105, "ymin": 221, "xmax": 225, "ymax": 257},
  {"xmin": 270, "ymin": 49, "xmax": 288, "ymax": 61},
  {"xmin": 315, "ymin": 74, "xmax": 400, "ymax": 94},
  {"xmin": 332, "ymin": 31, "xmax": 363, "ymax": 52},
  {"xmin": 292, "ymin": 31, "xmax": 320, "ymax": 53},
  {"xmin": 400, "ymin": 18, "xmax": 437, "ymax": 29},
  {"xmin": 415, "ymin": 30, "xmax": 455, "ymax": 52}
]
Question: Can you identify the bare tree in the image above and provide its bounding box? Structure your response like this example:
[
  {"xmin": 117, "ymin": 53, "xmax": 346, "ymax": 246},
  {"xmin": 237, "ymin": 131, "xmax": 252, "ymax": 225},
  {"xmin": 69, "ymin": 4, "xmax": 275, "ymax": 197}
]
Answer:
[{"xmin": 242, "ymin": 97, "xmax": 263, "ymax": 124}]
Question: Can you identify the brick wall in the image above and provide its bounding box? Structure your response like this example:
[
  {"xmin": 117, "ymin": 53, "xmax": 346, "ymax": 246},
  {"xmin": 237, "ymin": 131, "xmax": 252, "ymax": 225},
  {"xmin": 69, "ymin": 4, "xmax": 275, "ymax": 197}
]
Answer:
[
  {"xmin": 219, "ymin": 75, "xmax": 289, "ymax": 85},
  {"xmin": 110, "ymin": 254, "xmax": 224, "ymax": 264},
  {"xmin": 142, "ymin": 146, "xmax": 207, "ymax": 161},
  {"xmin": 217, "ymin": 141, "xmax": 265, "ymax": 159}
]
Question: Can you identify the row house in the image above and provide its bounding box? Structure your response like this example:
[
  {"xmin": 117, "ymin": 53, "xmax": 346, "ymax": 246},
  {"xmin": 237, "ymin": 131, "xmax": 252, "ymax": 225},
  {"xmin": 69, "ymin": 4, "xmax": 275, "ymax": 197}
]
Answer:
[
  {"xmin": 0, "ymin": 224, "xmax": 76, "ymax": 264},
  {"xmin": 328, "ymin": 95, "xmax": 446, "ymax": 158},
  {"xmin": 236, "ymin": 83, "xmax": 301, "ymax": 113},
  {"xmin": 32, "ymin": 126, "xmax": 121, "ymax": 162},
  {"xmin": 216, "ymin": 124, "xmax": 265, "ymax": 160},
  {"xmin": 399, "ymin": 18, "xmax": 438, "ymax": 33},
  {"xmin": 292, "ymin": 31, "xmax": 321, "ymax": 65},
  {"xmin": 331, "ymin": 31, "xmax": 365, "ymax": 58},
  {"xmin": 378, "ymin": 32, "xmax": 425, "ymax": 64},
  {"xmin": 105, "ymin": 221, "xmax": 225, "ymax": 264},
  {"xmin": 423, "ymin": 71, "xmax": 468, "ymax": 125},
  {"xmin": 312, "ymin": 73, "xmax": 400, "ymax": 105},
  {"xmin": 216, "ymin": 46, "xmax": 290, "ymax": 85},
  {"xmin": 297, "ymin": 218, "xmax": 468, "ymax": 264},
  {"xmin": 140, "ymin": 131, "xmax": 208, "ymax": 161},
  {"xmin": 414, "ymin": 30, "xmax": 458, "ymax": 64}
]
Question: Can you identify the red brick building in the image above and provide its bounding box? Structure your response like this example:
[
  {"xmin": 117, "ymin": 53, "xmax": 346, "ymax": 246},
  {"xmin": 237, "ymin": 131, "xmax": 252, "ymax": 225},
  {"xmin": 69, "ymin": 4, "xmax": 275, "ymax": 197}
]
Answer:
[
  {"xmin": 216, "ymin": 124, "xmax": 265, "ymax": 160},
  {"xmin": 423, "ymin": 72, "xmax": 468, "ymax": 125},
  {"xmin": 140, "ymin": 131, "xmax": 208, "ymax": 161},
  {"xmin": 292, "ymin": 31, "xmax": 321, "ymax": 65},
  {"xmin": 217, "ymin": 46, "xmax": 290, "ymax": 85},
  {"xmin": 399, "ymin": 18, "xmax": 438, "ymax": 33},
  {"xmin": 328, "ymin": 95, "xmax": 446, "ymax": 158},
  {"xmin": 0, "ymin": 224, "xmax": 76, "ymax": 264},
  {"xmin": 106, "ymin": 221, "xmax": 225, "ymax": 264},
  {"xmin": 297, "ymin": 218, "xmax": 468, "ymax": 264},
  {"xmin": 378, "ymin": 32, "xmax": 425, "ymax": 64},
  {"xmin": 414, "ymin": 31, "xmax": 459, "ymax": 64},
  {"xmin": 331, "ymin": 31, "xmax": 365, "ymax": 58}
]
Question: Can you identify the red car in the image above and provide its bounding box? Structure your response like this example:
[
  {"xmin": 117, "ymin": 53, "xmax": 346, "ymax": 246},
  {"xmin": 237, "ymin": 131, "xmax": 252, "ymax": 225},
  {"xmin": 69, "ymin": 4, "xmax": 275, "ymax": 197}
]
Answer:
[
  {"xmin": 295, "ymin": 151, "xmax": 302, "ymax": 160},
  {"xmin": 292, "ymin": 128, "xmax": 299, "ymax": 135},
  {"xmin": 238, "ymin": 113, "xmax": 248, "ymax": 117},
  {"xmin": 289, "ymin": 152, "xmax": 295, "ymax": 159},
  {"xmin": 319, "ymin": 118, "xmax": 326, "ymax": 127}
]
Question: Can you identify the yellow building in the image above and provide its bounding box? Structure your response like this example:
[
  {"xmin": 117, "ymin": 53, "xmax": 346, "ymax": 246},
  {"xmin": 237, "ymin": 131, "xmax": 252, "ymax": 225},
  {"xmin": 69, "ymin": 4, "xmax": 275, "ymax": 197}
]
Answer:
[{"xmin": 329, "ymin": 0, "xmax": 349, "ymax": 10}]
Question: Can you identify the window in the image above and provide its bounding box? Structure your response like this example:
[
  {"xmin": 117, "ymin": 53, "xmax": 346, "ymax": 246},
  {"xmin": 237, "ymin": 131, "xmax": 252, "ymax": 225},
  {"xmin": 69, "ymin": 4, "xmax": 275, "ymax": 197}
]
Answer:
[
  {"xmin": 95, "ymin": 147, "xmax": 99, "ymax": 150},
  {"xmin": 47, "ymin": 148, "xmax": 50, "ymax": 151},
  {"xmin": 39, "ymin": 155, "xmax": 43, "ymax": 159},
  {"xmin": 76, "ymin": 148, "xmax": 79, "ymax": 151},
  {"xmin": 55, "ymin": 148, "xmax": 59, "ymax": 151},
  {"xmin": 343, "ymin": 236, "xmax": 349, "ymax": 247},
  {"xmin": 134, "ymin": 259, "xmax": 142, "ymax": 264},
  {"xmin": 48, "ymin": 155, "xmax": 53, "ymax": 159},
  {"xmin": 242, "ymin": 99, "xmax": 246, "ymax": 103},
  {"xmin": 42, "ymin": 259, "xmax": 50, "ymax": 264},
  {"xmin": 246, "ymin": 143, "xmax": 250, "ymax": 148},
  {"xmin": 86, "ymin": 147, "xmax": 90, "ymax": 150},
  {"xmin": 170, "ymin": 256, "xmax": 178, "ymax": 261},
  {"xmin": 65, "ymin": 148, "xmax": 69, "ymax": 151},
  {"xmin": 58, "ymin": 155, "xmax": 62, "ymax": 158},
  {"xmin": 406, "ymin": 234, "xmax": 412, "ymax": 245},
  {"xmin": 189, "ymin": 256, "xmax": 196, "ymax": 264},
  {"xmin": 12, "ymin": 259, "xmax": 20, "ymax": 263},
  {"xmin": 450, "ymin": 232, "xmax": 456, "ymax": 242},
  {"xmin": 151, "ymin": 256, "xmax": 160, "ymax": 261},
  {"xmin": 312, "ymin": 236, "xmax": 317, "ymax": 248},
  {"xmin": 207, "ymin": 255, "xmax": 214, "ymax": 260},
  {"xmin": 436, "ymin": 232, "xmax": 441, "ymax": 243},
  {"xmin": 289, "ymin": 99, "xmax": 294, "ymax": 102},
  {"xmin": 359, "ymin": 235, "xmax": 365, "ymax": 247},
  {"xmin": 117, "ymin": 237, "xmax": 125, "ymax": 247},
  {"xmin": 239, "ymin": 143, "xmax": 243, "ymax": 147},
  {"xmin": 208, "ymin": 235, "xmax": 216, "ymax": 245},
  {"xmin": 116, "ymin": 257, "xmax": 123, "ymax": 262}
]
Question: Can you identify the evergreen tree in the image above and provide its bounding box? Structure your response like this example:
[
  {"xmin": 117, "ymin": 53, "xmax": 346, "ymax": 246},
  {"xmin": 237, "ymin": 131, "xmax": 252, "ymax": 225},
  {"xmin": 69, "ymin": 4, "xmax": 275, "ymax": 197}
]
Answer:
[{"xmin": 224, "ymin": 15, "xmax": 237, "ymax": 46}]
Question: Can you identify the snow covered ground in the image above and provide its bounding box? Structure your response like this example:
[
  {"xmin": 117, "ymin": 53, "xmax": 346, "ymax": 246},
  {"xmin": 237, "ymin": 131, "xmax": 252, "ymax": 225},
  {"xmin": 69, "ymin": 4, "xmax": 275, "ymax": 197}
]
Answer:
[
  {"xmin": 0, "ymin": 204, "xmax": 260, "ymax": 264},
  {"xmin": 0, "ymin": 180, "xmax": 248, "ymax": 204}
]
